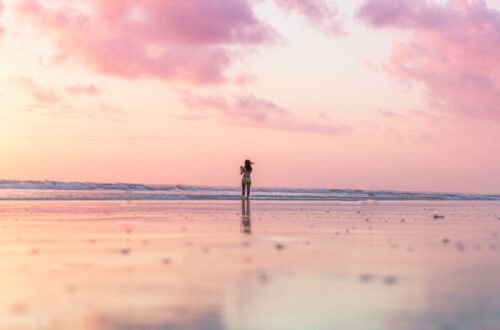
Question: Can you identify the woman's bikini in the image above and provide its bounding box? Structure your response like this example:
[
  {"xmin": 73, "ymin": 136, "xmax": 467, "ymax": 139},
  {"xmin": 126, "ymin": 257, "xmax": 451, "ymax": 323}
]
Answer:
[{"xmin": 241, "ymin": 169, "xmax": 252, "ymax": 185}]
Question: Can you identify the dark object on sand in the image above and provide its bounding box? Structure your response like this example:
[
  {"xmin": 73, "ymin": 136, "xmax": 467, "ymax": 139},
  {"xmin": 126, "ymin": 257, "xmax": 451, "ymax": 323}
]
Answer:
[{"xmin": 433, "ymin": 214, "xmax": 445, "ymax": 219}]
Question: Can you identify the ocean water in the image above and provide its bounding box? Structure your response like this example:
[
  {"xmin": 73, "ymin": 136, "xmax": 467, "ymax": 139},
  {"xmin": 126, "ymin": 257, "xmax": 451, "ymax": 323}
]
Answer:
[{"xmin": 0, "ymin": 180, "xmax": 499, "ymax": 201}]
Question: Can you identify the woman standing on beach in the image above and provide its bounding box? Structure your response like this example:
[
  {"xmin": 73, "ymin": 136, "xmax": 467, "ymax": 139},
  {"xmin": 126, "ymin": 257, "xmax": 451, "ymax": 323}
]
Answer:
[{"xmin": 240, "ymin": 160, "xmax": 254, "ymax": 199}]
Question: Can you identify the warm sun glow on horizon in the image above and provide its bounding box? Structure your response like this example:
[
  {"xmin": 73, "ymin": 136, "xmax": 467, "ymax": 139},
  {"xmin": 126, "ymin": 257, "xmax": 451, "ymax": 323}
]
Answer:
[{"xmin": 1, "ymin": 0, "xmax": 500, "ymax": 193}]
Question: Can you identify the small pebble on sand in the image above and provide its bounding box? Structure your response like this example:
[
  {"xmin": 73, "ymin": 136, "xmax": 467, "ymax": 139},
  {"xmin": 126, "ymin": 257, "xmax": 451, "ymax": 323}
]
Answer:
[
  {"xmin": 359, "ymin": 273, "xmax": 374, "ymax": 282},
  {"xmin": 275, "ymin": 243, "xmax": 285, "ymax": 250},
  {"xmin": 384, "ymin": 276, "xmax": 398, "ymax": 286},
  {"xmin": 10, "ymin": 304, "xmax": 28, "ymax": 315},
  {"xmin": 258, "ymin": 273, "xmax": 269, "ymax": 284}
]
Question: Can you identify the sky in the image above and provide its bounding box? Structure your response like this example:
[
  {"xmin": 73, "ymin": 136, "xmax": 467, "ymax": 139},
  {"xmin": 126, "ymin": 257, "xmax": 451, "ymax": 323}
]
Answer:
[{"xmin": 1, "ymin": 0, "xmax": 500, "ymax": 193}]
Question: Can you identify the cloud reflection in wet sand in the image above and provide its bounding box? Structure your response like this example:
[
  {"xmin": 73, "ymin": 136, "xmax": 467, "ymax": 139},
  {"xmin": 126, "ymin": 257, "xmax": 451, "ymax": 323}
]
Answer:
[{"xmin": 0, "ymin": 201, "xmax": 499, "ymax": 330}]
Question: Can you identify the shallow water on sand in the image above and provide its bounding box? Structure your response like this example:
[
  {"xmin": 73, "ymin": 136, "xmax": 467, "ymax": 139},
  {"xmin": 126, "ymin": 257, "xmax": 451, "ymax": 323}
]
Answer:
[{"xmin": 0, "ymin": 201, "xmax": 499, "ymax": 330}]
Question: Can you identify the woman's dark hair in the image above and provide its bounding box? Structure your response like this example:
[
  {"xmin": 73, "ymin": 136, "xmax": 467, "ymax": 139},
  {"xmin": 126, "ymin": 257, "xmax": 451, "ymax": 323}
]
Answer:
[{"xmin": 244, "ymin": 159, "xmax": 253, "ymax": 172}]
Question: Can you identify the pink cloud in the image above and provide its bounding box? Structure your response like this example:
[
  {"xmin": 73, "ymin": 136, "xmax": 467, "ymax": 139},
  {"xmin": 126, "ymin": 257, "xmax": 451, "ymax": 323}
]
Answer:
[
  {"xmin": 357, "ymin": 0, "xmax": 454, "ymax": 29},
  {"xmin": 10, "ymin": 76, "xmax": 62, "ymax": 104},
  {"xmin": 65, "ymin": 84, "xmax": 101, "ymax": 96},
  {"xmin": 180, "ymin": 91, "xmax": 349, "ymax": 135},
  {"xmin": 17, "ymin": 0, "xmax": 278, "ymax": 85},
  {"xmin": 358, "ymin": 0, "xmax": 500, "ymax": 120},
  {"xmin": 273, "ymin": 0, "xmax": 343, "ymax": 34}
]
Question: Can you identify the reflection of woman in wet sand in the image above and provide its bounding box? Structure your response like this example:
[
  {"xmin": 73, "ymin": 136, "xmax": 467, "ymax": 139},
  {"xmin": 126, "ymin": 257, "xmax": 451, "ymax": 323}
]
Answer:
[
  {"xmin": 241, "ymin": 199, "xmax": 251, "ymax": 234},
  {"xmin": 240, "ymin": 160, "xmax": 254, "ymax": 199}
]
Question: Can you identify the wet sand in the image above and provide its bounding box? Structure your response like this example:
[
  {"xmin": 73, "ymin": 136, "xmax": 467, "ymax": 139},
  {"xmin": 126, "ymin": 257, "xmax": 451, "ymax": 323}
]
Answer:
[{"xmin": 1, "ymin": 200, "xmax": 500, "ymax": 330}]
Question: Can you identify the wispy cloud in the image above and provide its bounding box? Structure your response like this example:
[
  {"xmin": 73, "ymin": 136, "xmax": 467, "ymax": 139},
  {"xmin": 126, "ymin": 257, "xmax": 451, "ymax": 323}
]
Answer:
[
  {"xmin": 378, "ymin": 109, "xmax": 406, "ymax": 119},
  {"xmin": 273, "ymin": 0, "xmax": 343, "ymax": 35},
  {"xmin": 10, "ymin": 76, "xmax": 62, "ymax": 104},
  {"xmin": 117, "ymin": 135, "xmax": 169, "ymax": 141},
  {"xmin": 180, "ymin": 91, "xmax": 349, "ymax": 135},
  {"xmin": 65, "ymin": 84, "xmax": 101, "ymax": 96},
  {"xmin": 10, "ymin": 76, "xmax": 124, "ymax": 121},
  {"xmin": 69, "ymin": 134, "xmax": 169, "ymax": 143},
  {"xmin": 20, "ymin": 102, "xmax": 126, "ymax": 121},
  {"xmin": 358, "ymin": 0, "xmax": 500, "ymax": 121}
]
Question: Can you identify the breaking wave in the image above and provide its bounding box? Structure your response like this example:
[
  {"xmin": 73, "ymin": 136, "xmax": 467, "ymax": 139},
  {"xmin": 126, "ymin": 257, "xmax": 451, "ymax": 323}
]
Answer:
[{"xmin": 0, "ymin": 180, "xmax": 498, "ymax": 201}]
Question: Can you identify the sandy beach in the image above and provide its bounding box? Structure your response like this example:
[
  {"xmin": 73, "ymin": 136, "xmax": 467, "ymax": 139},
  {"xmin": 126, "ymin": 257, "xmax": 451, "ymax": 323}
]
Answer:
[{"xmin": 0, "ymin": 200, "xmax": 499, "ymax": 330}]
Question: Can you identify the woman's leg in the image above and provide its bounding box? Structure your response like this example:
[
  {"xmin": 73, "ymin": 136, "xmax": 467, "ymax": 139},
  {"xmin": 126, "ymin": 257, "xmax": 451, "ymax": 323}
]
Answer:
[
  {"xmin": 242, "ymin": 183, "xmax": 246, "ymax": 197},
  {"xmin": 246, "ymin": 183, "xmax": 251, "ymax": 198}
]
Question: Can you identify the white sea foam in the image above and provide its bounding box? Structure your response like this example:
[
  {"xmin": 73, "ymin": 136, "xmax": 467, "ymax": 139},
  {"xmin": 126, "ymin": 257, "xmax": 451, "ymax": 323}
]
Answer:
[{"xmin": 0, "ymin": 180, "xmax": 498, "ymax": 201}]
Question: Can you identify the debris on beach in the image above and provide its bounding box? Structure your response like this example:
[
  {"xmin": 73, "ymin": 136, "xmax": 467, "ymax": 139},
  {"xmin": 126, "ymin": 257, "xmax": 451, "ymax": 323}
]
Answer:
[
  {"xmin": 442, "ymin": 238, "xmax": 450, "ymax": 244},
  {"xmin": 383, "ymin": 276, "xmax": 398, "ymax": 286},
  {"xmin": 359, "ymin": 273, "xmax": 374, "ymax": 282},
  {"xmin": 275, "ymin": 243, "xmax": 285, "ymax": 250},
  {"xmin": 64, "ymin": 283, "xmax": 78, "ymax": 294},
  {"xmin": 119, "ymin": 248, "xmax": 131, "ymax": 255},
  {"xmin": 433, "ymin": 214, "xmax": 445, "ymax": 219},
  {"xmin": 10, "ymin": 303, "xmax": 28, "ymax": 315},
  {"xmin": 359, "ymin": 273, "xmax": 398, "ymax": 286},
  {"xmin": 258, "ymin": 273, "xmax": 269, "ymax": 284}
]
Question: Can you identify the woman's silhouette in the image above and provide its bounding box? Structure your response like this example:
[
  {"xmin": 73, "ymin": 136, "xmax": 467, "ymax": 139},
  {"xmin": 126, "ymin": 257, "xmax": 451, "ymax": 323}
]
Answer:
[{"xmin": 240, "ymin": 159, "xmax": 254, "ymax": 199}]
